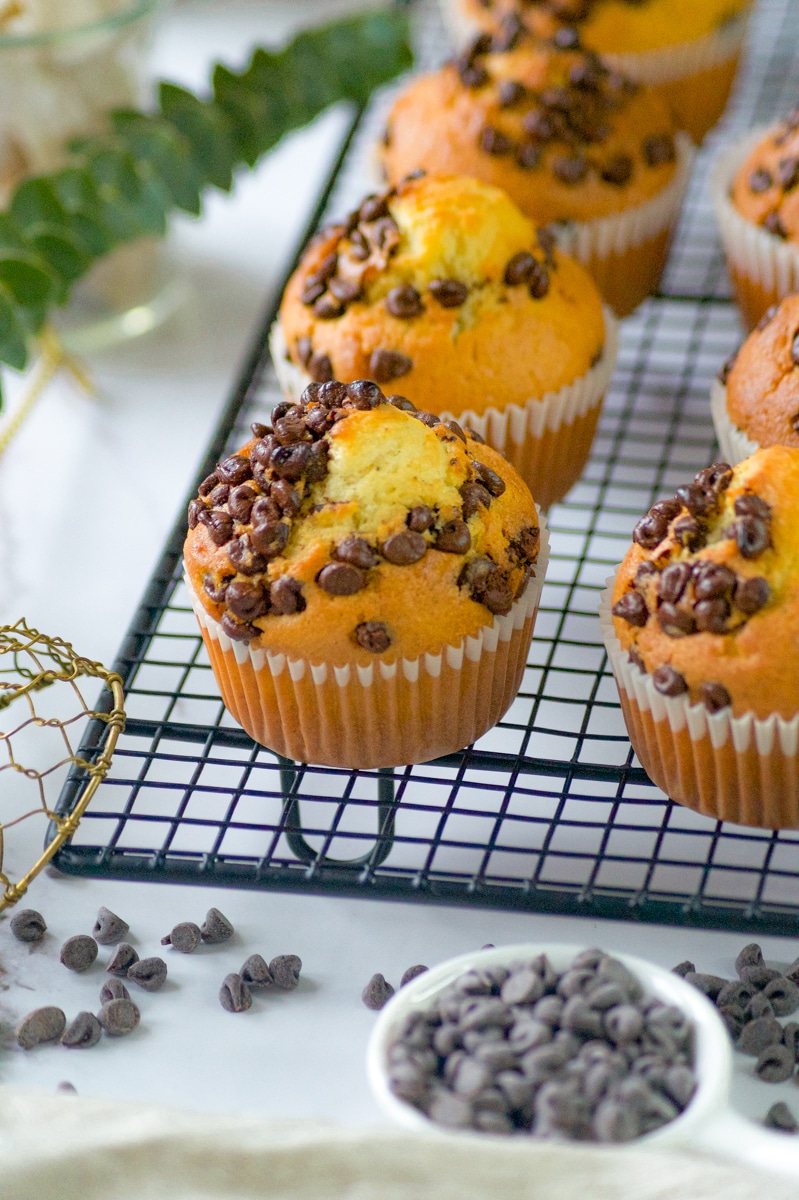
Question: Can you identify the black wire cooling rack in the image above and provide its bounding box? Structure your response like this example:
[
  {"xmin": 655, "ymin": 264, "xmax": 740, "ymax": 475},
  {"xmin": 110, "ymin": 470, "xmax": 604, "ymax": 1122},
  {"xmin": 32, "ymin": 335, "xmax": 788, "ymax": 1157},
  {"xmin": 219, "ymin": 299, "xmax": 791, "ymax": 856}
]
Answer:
[{"xmin": 52, "ymin": 0, "xmax": 799, "ymax": 935}]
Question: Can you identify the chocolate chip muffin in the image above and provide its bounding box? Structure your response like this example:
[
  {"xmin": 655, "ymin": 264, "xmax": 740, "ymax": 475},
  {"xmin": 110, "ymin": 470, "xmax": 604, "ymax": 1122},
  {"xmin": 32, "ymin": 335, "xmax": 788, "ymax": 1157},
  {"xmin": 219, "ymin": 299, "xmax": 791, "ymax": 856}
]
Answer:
[
  {"xmin": 273, "ymin": 173, "xmax": 616, "ymax": 509},
  {"xmin": 712, "ymin": 293, "xmax": 799, "ymax": 466},
  {"xmin": 713, "ymin": 112, "xmax": 799, "ymax": 330},
  {"xmin": 377, "ymin": 30, "xmax": 691, "ymax": 316},
  {"xmin": 184, "ymin": 380, "xmax": 548, "ymax": 768},
  {"xmin": 600, "ymin": 446, "xmax": 799, "ymax": 827},
  {"xmin": 443, "ymin": 0, "xmax": 752, "ymax": 143}
]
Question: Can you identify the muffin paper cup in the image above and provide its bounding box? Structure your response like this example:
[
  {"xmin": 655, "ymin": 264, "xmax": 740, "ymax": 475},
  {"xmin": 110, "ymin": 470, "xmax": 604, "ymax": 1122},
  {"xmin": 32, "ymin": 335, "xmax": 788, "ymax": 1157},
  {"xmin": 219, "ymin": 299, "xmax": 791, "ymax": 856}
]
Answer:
[
  {"xmin": 599, "ymin": 578, "xmax": 799, "ymax": 829},
  {"xmin": 709, "ymin": 376, "xmax": 759, "ymax": 465},
  {"xmin": 554, "ymin": 133, "xmax": 695, "ymax": 317},
  {"xmin": 185, "ymin": 521, "xmax": 549, "ymax": 769},
  {"xmin": 270, "ymin": 314, "xmax": 617, "ymax": 511},
  {"xmin": 713, "ymin": 129, "xmax": 799, "ymax": 331}
]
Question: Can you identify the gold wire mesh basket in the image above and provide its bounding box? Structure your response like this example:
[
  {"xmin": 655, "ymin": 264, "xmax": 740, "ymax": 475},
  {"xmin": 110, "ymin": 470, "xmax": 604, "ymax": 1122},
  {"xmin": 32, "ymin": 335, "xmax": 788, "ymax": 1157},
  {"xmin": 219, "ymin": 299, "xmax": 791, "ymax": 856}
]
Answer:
[{"xmin": 0, "ymin": 619, "xmax": 125, "ymax": 913}]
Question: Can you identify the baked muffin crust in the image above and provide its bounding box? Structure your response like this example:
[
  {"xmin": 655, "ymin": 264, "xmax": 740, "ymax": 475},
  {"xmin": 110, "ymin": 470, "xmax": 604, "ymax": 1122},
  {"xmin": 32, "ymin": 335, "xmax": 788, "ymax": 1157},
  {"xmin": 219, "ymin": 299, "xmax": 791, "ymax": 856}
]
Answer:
[
  {"xmin": 721, "ymin": 294, "xmax": 799, "ymax": 450},
  {"xmin": 731, "ymin": 111, "xmax": 799, "ymax": 246}
]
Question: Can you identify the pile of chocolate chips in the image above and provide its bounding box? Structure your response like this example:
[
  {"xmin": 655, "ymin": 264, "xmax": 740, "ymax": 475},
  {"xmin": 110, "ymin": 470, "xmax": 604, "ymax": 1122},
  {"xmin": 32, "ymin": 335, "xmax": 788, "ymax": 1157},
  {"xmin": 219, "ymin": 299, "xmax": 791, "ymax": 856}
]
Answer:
[
  {"xmin": 612, "ymin": 461, "xmax": 774, "ymax": 707},
  {"xmin": 189, "ymin": 380, "xmax": 539, "ymax": 643},
  {"xmin": 386, "ymin": 948, "xmax": 696, "ymax": 1140},
  {"xmin": 448, "ymin": 23, "xmax": 675, "ymax": 187}
]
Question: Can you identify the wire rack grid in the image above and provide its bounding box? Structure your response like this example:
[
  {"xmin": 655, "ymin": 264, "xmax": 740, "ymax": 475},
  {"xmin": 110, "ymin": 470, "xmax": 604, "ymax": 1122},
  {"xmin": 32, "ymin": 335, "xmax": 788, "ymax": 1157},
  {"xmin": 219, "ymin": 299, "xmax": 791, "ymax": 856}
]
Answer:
[{"xmin": 51, "ymin": 0, "xmax": 799, "ymax": 935}]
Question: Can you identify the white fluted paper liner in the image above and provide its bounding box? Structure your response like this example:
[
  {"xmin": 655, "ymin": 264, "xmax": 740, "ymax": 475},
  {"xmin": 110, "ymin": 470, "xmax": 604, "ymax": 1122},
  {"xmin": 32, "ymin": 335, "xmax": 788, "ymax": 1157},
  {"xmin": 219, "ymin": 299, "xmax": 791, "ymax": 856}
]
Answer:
[
  {"xmin": 605, "ymin": 12, "xmax": 749, "ymax": 86},
  {"xmin": 709, "ymin": 376, "xmax": 759, "ymax": 466},
  {"xmin": 270, "ymin": 312, "xmax": 617, "ymax": 509},
  {"xmin": 184, "ymin": 520, "xmax": 549, "ymax": 767},
  {"xmin": 713, "ymin": 129, "xmax": 799, "ymax": 326},
  {"xmin": 599, "ymin": 576, "xmax": 799, "ymax": 827},
  {"xmin": 555, "ymin": 132, "xmax": 694, "ymax": 264}
]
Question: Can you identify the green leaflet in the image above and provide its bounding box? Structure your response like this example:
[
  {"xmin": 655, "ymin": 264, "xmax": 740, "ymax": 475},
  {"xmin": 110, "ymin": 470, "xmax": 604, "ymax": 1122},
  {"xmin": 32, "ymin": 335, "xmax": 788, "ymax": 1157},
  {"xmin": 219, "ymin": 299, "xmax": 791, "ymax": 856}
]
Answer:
[{"xmin": 0, "ymin": 7, "xmax": 413, "ymax": 406}]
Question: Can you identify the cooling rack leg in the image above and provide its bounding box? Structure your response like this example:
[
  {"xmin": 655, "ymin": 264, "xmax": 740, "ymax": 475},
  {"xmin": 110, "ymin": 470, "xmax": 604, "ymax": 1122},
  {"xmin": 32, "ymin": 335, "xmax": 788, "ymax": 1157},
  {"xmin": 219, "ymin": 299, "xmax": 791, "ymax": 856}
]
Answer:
[{"xmin": 279, "ymin": 758, "xmax": 397, "ymax": 868}]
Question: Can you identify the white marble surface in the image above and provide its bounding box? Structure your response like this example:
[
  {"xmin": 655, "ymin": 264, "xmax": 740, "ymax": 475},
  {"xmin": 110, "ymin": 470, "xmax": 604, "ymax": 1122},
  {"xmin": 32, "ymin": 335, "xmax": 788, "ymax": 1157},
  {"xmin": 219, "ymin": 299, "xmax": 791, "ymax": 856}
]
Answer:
[{"xmin": 0, "ymin": 0, "xmax": 797, "ymax": 1167}]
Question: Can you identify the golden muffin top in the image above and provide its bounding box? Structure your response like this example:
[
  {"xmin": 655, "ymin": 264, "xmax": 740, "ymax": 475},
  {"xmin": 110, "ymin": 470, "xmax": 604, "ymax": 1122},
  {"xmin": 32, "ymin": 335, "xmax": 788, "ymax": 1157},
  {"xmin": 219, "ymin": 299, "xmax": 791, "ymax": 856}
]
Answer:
[
  {"xmin": 278, "ymin": 173, "xmax": 606, "ymax": 412},
  {"xmin": 611, "ymin": 447, "xmax": 799, "ymax": 719},
  {"xmin": 720, "ymin": 293, "xmax": 799, "ymax": 450},
  {"xmin": 185, "ymin": 381, "xmax": 540, "ymax": 665},
  {"xmin": 378, "ymin": 29, "xmax": 680, "ymax": 226},
  {"xmin": 451, "ymin": 0, "xmax": 751, "ymax": 55},
  {"xmin": 731, "ymin": 111, "xmax": 799, "ymax": 246}
]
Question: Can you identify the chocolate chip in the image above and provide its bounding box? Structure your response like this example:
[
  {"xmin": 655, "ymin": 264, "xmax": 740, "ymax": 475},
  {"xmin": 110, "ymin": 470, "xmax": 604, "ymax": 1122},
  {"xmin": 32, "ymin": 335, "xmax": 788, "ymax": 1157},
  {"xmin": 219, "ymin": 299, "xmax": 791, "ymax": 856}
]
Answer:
[
  {"xmin": 360, "ymin": 193, "xmax": 390, "ymax": 223},
  {"xmin": 217, "ymin": 455, "xmax": 252, "ymax": 486},
  {"xmin": 675, "ymin": 483, "xmax": 716, "ymax": 518},
  {"xmin": 225, "ymin": 580, "xmax": 269, "ymax": 622},
  {"xmin": 16, "ymin": 1006, "xmax": 66, "ymax": 1049},
  {"xmin": 62, "ymin": 1011, "xmax": 102, "ymax": 1049},
  {"xmin": 161, "ymin": 922, "xmax": 202, "ymax": 954},
  {"xmin": 632, "ymin": 512, "xmax": 669, "ymax": 550},
  {"xmin": 694, "ymin": 597, "xmax": 729, "ymax": 634},
  {"xmin": 342, "ymin": 380, "xmax": 382, "ymax": 409},
  {"xmin": 658, "ymin": 562, "xmax": 692, "ymax": 604},
  {"xmin": 295, "ymin": 337, "xmax": 313, "ymax": 367},
  {"xmin": 516, "ymin": 143, "xmax": 542, "ymax": 170},
  {"xmin": 765, "ymin": 1102, "xmax": 799, "ymax": 1133},
  {"xmin": 207, "ymin": 483, "xmax": 230, "ymax": 507},
  {"xmin": 480, "ymin": 126, "xmax": 514, "ymax": 156},
  {"xmin": 528, "ymin": 261, "xmax": 550, "ymax": 299},
  {"xmin": 313, "ymin": 293, "xmax": 344, "ymax": 320},
  {"xmin": 498, "ymin": 79, "xmax": 526, "ymax": 108},
  {"xmin": 274, "ymin": 412, "xmax": 311, "ymax": 445},
  {"xmin": 240, "ymin": 954, "xmax": 274, "ymax": 989},
  {"xmin": 187, "ymin": 499, "xmax": 204, "ymax": 530},
  {"xmin": 504, "ymin": 251, "xmax": 536, "ymax": 286},
  {"xmin": 97, "ymin": 998, "xmax": 140, "ymax": 1037},
  {"xmin": 270, "ymin": 576, "xmax": 305, "ymax": 616},
  {"xmin": 749, "ymin": 168, "xmax": 773, "ymax": 193},
  {"xmin": 735, "ymin": 575, "xmax": 770, "ymax": 614},
  {"xmin": 735, "ymin": 494, "xmax": 771, "ymax": 522},
  {"xmin": 601, "ymin": 154, "xmax": 633, "ymax": 186},
  {"xmin": 201, "ymin": 907, "xmax": 234, "ymax": 944},
  {"xmin": 611, "ymin": 592, "xmax": 648, "ymax": 626},
  {"xmin": 435, "ymin": 520, "xmax": 471, "ymax": 554},
  {"xmin": 652, "ymin": 665, "xmax": 688, "ymax": 696},
  {"xmin": 220, "ymin": 613, "xmax": 258, "ymax": 642},
  {"xmin": 336, "ymin": 535, "xmax": 378, "ymax": 569},
  {"xmin": 428, "ymin": 278, "xmax": 468, "ymax": 307},
  {"xmin": 318, "ymin": 561, "xmax": 366, "ymax": 594},
  {"xmin": 373, "ymin": 216, "xmax": 400, "ymax": 252},
  {"xmin": 671, "ymin": 961, "xmax": 695, "ymax": 978},
  {"xmin": 763, "ymin": 976, "xmax": 799, "ymax": 1017},
  {"xmin": 460, "ymin": 481, "xmax": 492, "ymax": 518},
  {"xmin": 764, "ymin": 211, "xmax": 788, "ymax": 239},
  {"xmin": 363, "ymin": 973, "xmax": 395, "ymax": 1010},
  {"xmin": 779, "ymin": 156, "xmax": 799, "ymax": 191},
  {"xmin": 107, "ymin": 943, "xmax": 138, "ymax": 976},
  {"xmin": 250, "ymin": 522, "xmax": 288, "ymax": 561},
  {"xmin": 385, "ymin": 284, "xmax": 423, "ymax": 319},
  {"xmin": 308, "ymin": 352, "xmax": 333, "ymax": 383},
  {"xmin": 756, "ymin": 1042, "xmax": 794, "ymax": 1082},
  {"xmin": 642, "ymin": 133, "xmax": 676, "ymax": 167},
  {"xmin": 127, "ymin": 956, "xmax": 167, "ymax": 992},
  {"xmin": 60, "ymin": 935, "xmax": 98, "ymax": 973},
  {"xmin": 270, "ymin": 442, "xmax": 311, "ymax": 482},
  {"xmin": 270, "ymin": 954, "xmax": 302, "ymax": 990},
  {"xmin": 10, "ymin": 908, "xmax": 46, "ymax": 942},
  {"xmin": 552, "ymin": 154, "xmax": 589, "ymax": 184},
  {"xmin": 382, "ymin": 530, "xmax": 427, "ymax": 565},
  {"xmin": 442, "ymin": 418, "xmax": 467, "ymax": 443},
  {"xmin": 673, "ymin": 515, "xmax": 704, "ymax": 550},
  {"xmin": 369, "ymin": 348, "xmax": 412, "ymax": 384},
  {"xmin": 219, "ymin": 974, "xmax": 252, "ymax": 1013},
  {"xmin": 301, "ymin": 280, "xmax": 325, "ymax": 306},
  {"xmin": 733, "ymin": 515, "xmax": 770, "ymax": 558},
  {"xmin": 199, "ymin": 509, "xmax": 234, "ymax": 547},
  {"xmin": 328, "ymin": 277, "xmax": 361, "ymax": 304},
  {"xmin": 460, "ymin": 62, "xmax": 489, "ymax": 88},
  {"xmin": 693, "ymin": 562, "xmax": 735, "ymax": 601},
  {"xmin": 198, "ymin": 473, "xmax": 218, "ymax": 497},
  {"xmin": 657, "ymin": 603, "xmax": 695, "ymax": 637},
  {"xmin": 523, "ymin": 109, "xmax": 556, "ymax": 141},
  {"xmin": 702, "ymin": 682, "xmax": 731, "ymax": 712},
  {"xmin": 407, "ymin": 505, "xmax": 434, "ymax": 532},
  {"xmin": 474, "ymin": 462, "xmax": 505, "ymax": 496},
  {"xmin": 355, "ymin": 621, "xmax": 392, "ymax": 653},
  {"xmin": 100, "ymin": 977, "xmax": 130, "ymax": 1004},
  {"xmin": 695, "ymin": 463, "xmax": 733, "ymax": 494},
  {"xmin": 717, "ymin": 351, "xmax": 738, "ymax": 384},
  {"xmin": 227, "ymin": 534, "xmax": 268, "ymax": 576},
  {"xmin": 792, "ymin": 332, "xmax": 799, "ymax": 367}
]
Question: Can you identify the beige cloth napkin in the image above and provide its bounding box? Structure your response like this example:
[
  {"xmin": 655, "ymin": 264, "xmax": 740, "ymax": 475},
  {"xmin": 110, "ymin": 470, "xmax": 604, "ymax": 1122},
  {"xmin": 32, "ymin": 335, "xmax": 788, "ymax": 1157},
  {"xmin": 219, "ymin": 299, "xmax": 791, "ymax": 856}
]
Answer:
[{"xmin": 0, "ymin": 1089, "xmax": 796, "ymax": 1200}]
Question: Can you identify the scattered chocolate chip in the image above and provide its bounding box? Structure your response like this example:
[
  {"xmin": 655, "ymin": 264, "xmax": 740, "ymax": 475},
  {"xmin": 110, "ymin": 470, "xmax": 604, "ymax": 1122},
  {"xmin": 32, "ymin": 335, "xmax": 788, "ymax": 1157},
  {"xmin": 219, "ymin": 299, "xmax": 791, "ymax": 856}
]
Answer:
[
  {"xmin": 97, "ymin": 998, "xmax": 140, "ymax": 1037},
  {"xmin": 779, "ymin": 156, "xmax": 799, "ymax": 191},
  {"xmin": 161, "ymin": 922, "xmax": 201, "ymax": 954},
  {"xmin": 241, "ymin": 954, "xmax": 274, "ymax": 989},
  {"xmin": 764, "ymin": 211, "xmax": 788, "ymax": 239},
  {"xmin": 219, "ymin": 974, "xmax": 252, "ymax": 1013},
  {"xmin": 270, "ymin": 576, "xmax": 305, "ymax": 616},
  {"xmin": 355, "ymin": 621, "xmax": 392, "ymax": 653},
  {"xmin": 61, "ymin": 1011, "xmax": 102, "ymax": 1049},
  {"xmin": 516, "ymin": 143, "xmax": 542, "ymax": 170},
  {"xmin": 765, "ymin": 1102, "xmax": 799, "ymax": 1133},
  {"xmin": 702, "ymin": 682, "xmax": 731, "ymax": 712},
  {"xmin": 225, "ymin": 580, "xmax": 269, "ymax": 622},
  {"xmin": 657, "ymin": 603, "xmax": 695, "ymax": 637},
  {"xmin": 318, "ymin": 561, "xmax": 366, "ymax": 595},
  {"xmin": 504, "ymin": 251, "xmax": 536, "ymax": 286},
  {"xmin": 756, "ymin": 1042, "xmax": 795, "ymax": 1082},
  {"xmin": 480, "ymin": 126, "xmax": 514, "ymax": 156},
  {"xmin": 693, "ymin": 563, "xmax": 735, "ymax": 601},
  {"xmin": 60, "ymin": 935, "xmax": 98, "ymax": 973},
  {"xmin": 220, "ymin": 613, "xmax": 258, "ymax": 643},
  {"xmin": 435, "ymin": 520, "xmax": 471, "ymax": 554},
  {"xmin": 734, "ymin": 494, "xmax": 772, "ymax": 522},
  {"xmin": 601, "ymin": 155, "xmax": 633, "ymax": 186},
  {"xmin": 460, "ymin": 62, "xmax": 489, "ymax": 88},
  {"xmin": 749, "ymin": 168, "xmax": 773, "ymax": 193},
  {"xmin": 407, "ymin": 506, "xmax": 434, "ymax": 532},
  {"xmin": 552, "ymin": 154, "xmax": 589, "ymax": 184},
  {"xmin": 442, "ymin": 418, "xmax": 467, "ymax": 443},
  {"xmin": 200, "ymin": 908, "xmax": 234, "ymax": 944},
  {"xmin": 734, "ymin": 575, "xmax": 770, "ymax": 614},
  {"xmin": 382, "ymin": 530, "xmax": 427, "ymax": 565},
  {"xmin": 335, "ymin": 535, "xmax": 378, "ymax": 570},
  {"xmin": 270, "ymin": 954, "xmax": 302, "ymax": 990},
  {"xmin": 363, "ymin": 973, "xmax": 395, "ymax": 1010},
  {"xmin": 671, "ymin": 961, "xmax": 695, "ymax": 978},
  {"xmin": 694, "ymin": 598, "xmax": 730, "ymax": 634},
  {"xmin": 127, "ymin": 956, "xmax": 167, "ymax": 992},
  {"xmin": 401, "ymin": 965, "xmax": 429, "ymax": 987},
  {"xmin": 733, "ymin": 515, "xmax": 771, "ymax": 559},
  {"xmin": 763, "ymin": 975, "xmax": 799, "ymax": 1017},
  {"xmin": 295, "ymin": 337, "xmax": 313, "ymax": 367},
  {"xmin": 100, "ymin": 978, "xmax": 130, "ymax": 1004},
  {"xmin": 369, "ymin": 348, "xmax": 412, "ymax": 384},
  {"xmin": 16, "ymin": 1006, "xmax": 66, "ymax": 1050},
  {"xmin": 428, "ymin": 278, "xmax": 468, "ymax": 307},
  {"xmin": 658, "ymin": 562, "xmax": 692, "ymax": 605},
  {"xmin": 385, "ymin": 284, "xmax": 423, "ymax": 319},
  {"xmin": 107, "ymin": 943, "xmax": 138, "ymax": 976},
  {"xmin": 642, "ymin": 133, "xmax": 676, "ymax": 167},
  {"xmin": 611, "ymin": 592, "xmax": 648, "ymax": 626},
  {"xmin": 498, "ymin": 79, "xmax": 526, "ymax": 108},
  {"xmin": 91, "ymin": 907, "xmax": 129, "ymax": 946},
  {"xmin": 328, "ymin": 277, "xmax": 361, "ymax": 304},
  {"xmin": 652, "ymin": 665, "xmax": 688, "ymax": 696},
  {"xmin": 9, "ymin": 908, "xmax": 46, "ymax": 943},
  {"xmin": 672, "ymin": 515, "xmax": 703, "ymax": 550},
  {"xmin": 460, "ymin": 481, "xmax": 492, "ymax": 519},
  {"xmin": 308, "ymin": 352, "xmax": 333, "ymax": 383}
]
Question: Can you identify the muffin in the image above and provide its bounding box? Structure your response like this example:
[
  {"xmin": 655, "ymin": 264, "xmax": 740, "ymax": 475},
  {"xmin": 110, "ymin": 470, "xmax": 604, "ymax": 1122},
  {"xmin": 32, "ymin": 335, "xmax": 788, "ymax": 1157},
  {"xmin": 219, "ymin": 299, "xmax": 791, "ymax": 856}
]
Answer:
[
  {"xmin": 713, "ymin": 111, "xmax": 799, "ymax": 331},
  {"xmin": 711, "ymin": 293, "xmax": 799, "ymax": 466},
  {"xmin": 443, "ymin": 0, "xmax": 753, "ymax": 143},
  {"xmin": 184, "ymin": 380, "xmax": 548, "ymax": 769},
  {"xmin": 272, "ymin": 173, "xmax": 617, "ymax": 510},
  {"xmin": 377, "ymin": 31, "xmax": 692, "ymax": 316},
  {"xmin": 599, "ymin": 446, "xmax": 799, "ymax": 828}
]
